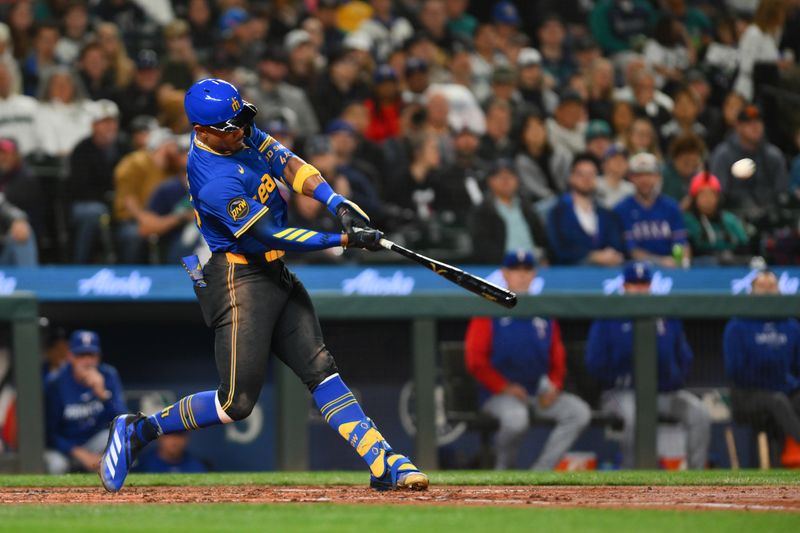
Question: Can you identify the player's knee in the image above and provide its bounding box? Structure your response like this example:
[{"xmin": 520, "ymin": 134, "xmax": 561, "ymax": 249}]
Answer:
[
  {"xmin": 304, "ymin": 347, "xmax": 339, "ymax": 391},
  {"xmin": 224, "ymin": 391, "xmax": 258, "ymax": 421},
  {"xmin": 572, "ymin": 400, "xmax": 592, "ymax": 428}
]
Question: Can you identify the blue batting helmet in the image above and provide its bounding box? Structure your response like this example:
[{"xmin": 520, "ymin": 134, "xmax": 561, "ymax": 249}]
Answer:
[{"xmin": 184, "ymin": 78, "xmax": 257, "ymax": 131}]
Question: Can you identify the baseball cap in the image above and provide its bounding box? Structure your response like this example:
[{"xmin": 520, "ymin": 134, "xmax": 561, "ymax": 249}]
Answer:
[
  {"xmin": 146, "ymin": 128, "xmax": 176, "ymax": 151},
  {"xmin": 585, "ymin": 119, "xmax": 612, "ymax": 141},
  {"xmin": 305, "ymin": 135, "xmax": 332, "ymax": 156},
  {"xmin": 574, "ymin": 35, "xmax": 598, "ymax": 52},
  {"xmin": 689, "ymin": 172, "xmax": 721, "ymax": 197},
  {"xmin": 135, "ymin": 49, "xmax": 159, "ymax": 70},
  {"xmin": 69, "ymin": 330, "xmax": 101, "ymax": 355},
  {"xmin": 517, "ymin": 47, "xmax": 542, "ymax": 68},
  {"xmin": 603, "ymin": 143, "xmax": 628, "ymax": 160},
  {"xmin": 284, "ymin": 29, "xmax": 312, "ymax": 52},
  {"xmin": 628, "ymin": 152, "xmax": 659, "ymax": 175},
  {"xmin": 558, "ymin": 88, "xmax": 584, "ymax": 105},
  {"xmin": 260, "ymin": 45, "xmax": 289, "ymax": 65},
  {"xmin": 343, "ymin": 31, "xmax": 371, "ymax": 52},
  {"xmin": 130, "ymin": 115, "xmax": 157, "ymax": 133},
  {"xmin": 491, "ymin": 65, "xmax": 516, "ymax": 85},
  {"xmin": 623, "ymin": 262, "xmax": 653, "ymax": 284},
  {"xmin": 219, "ymin": 7, "xmax": 250, "ymax": 31},
  {"xmin": 0, "ymin": 138, "xmax": 17, "ymax": 154},
  {"xmin": 492, "ymin": 1, "xmax": 521, "ymax": 25},
  {"xmin": 502, "ymin": 249, "xmax": 536, "ymax": 269},
  {"xmin": 405, "ymin": 57, "xmax": 429, "ymax": 75},
  {"xmin": 488, "ymin": 158, "xmax": 516, "ymax": 177},
  {"xmin": 325, "ymin": 119, "xmax": 356, "ymax": 135},
  {"xmin": 90, "ymin": 99, "xmax": 120, "ymax": 123},
  {"xmin": 374, "ymin": 64, "xmax": 398, "ymax": 83},
  {"xmin": 737, "ymin": 104, "xmax": 762, "ymax": 123}
]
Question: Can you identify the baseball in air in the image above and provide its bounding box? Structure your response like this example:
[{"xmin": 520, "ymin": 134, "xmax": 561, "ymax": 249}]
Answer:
[{"xmin": 731, "ymin": 158, "xmax": 755, "ymax": 179}]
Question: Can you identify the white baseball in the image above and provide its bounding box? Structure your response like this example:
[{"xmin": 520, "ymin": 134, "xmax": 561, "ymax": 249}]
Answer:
[{"xmin": 731, "ymin": 158, "xmax": 755, "ymax": 179}]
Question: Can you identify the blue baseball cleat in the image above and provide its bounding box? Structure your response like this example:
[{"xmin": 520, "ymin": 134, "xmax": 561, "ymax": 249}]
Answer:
[
  {"xmin": 99, "ymin": 413, "xmax": 148, "ymax": 493},
  {"xmin": 369, "ymin": 453, "xmax": 429, "ymax": 491}
]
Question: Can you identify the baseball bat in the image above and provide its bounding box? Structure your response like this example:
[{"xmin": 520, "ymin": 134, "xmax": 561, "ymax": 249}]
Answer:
[{"xmin": 379, "ymin": 238, "xmax": 517, "ymax": 308}]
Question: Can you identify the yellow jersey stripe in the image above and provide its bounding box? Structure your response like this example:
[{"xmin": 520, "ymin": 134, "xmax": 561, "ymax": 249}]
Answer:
[
  {"xmin": 258, "ymin": 138, "xmax": 270, "ymax": 152},
  {"xmin": 178, "ymin": 397, "xmax": 190, "ymax": 430},
  {"xmin": 296, "ymin": 231, "xmax": 318, "ymax": 243},
  {"xmin": 193, "ymin": 137, "xmax": 232, "ymax": 157},
  {"xmin": 325, "ymin": 399, "xmax": 359, "ymax": 423},
  {"xmin": 319, "ymin": 392, "xmax": 353, "ymax": 413},
  {"xmin": 273, "ymin": 227, "xmax": 296, "ymax": 238},
  {"xmin": 186, "ymin": 394, "xmax": 198, "ymax": 429},
  {"xmin": 283, "ymin": 228, "xmax": 307, "ymax": 241},
  {"xmin": 232, "ymin": 206, "xmax": 269, "ymax": 239},
  {"xmin": 222, "ymin": 264, "xmax": 238, "ymax": 412}
]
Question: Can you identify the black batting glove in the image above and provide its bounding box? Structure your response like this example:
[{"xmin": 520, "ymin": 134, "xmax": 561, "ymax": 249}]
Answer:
[
  {"xmin": 336, "ymin": 201, "xmax": 370, "ymax": 232},
  {"xmin": 346, "ymin": 228, "xmax": 383, "ymax": 251}
]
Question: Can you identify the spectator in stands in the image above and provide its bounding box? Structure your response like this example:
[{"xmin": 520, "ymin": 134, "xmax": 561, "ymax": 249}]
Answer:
[
  {"xmin": 469, "ymin": 24, "xmax": 504, "ymax": 103},
  {"xmin": 325, "ymin": 120, "xmax": 382, "ymax": 216},
  {"xmin": 402, "ymin": 57, "xmax": 432, "ymax": 106},
  {"xmin": 418, "ymin": 0, "xmax": 457, "ymax": 53},
  {"xmin": 77, "ymin": 41, "xmax": 117, "ymax": 102},
  {"xmin": 20, "ymin": 21, "xmax": 61, "ymax": 97},
  {"xmin": 118, "ymin": 49, "xmax": 161, "ymax": 131},
  {"xmin": 596, "ymin": 144, "xmax": 634, "ymax": 209},
  {"xmin": 310, "ymin": 50, "xmax": 369, "ymax": 129},
  {"xmin": 436, "ymin": 124, "xmax": 489, "ymax": 227},
  {"xmin": 7, "ymin": 1, "xmax": 33, "ymax": 62},
  {"xmin": 659, "ymin": 86, "xmax": 706, "ymax": 152},
  {"xmin": 68, "ymin": 100, "xmax": 127, "ymax": 264},
  {"xmin": 547, "ymin": 154, "xmax": 624, "ymax": 266},
  {"xmin": 514, "ymin": 112, "xmax": 573, "ymax": 203},
  {"xmin": 0, "ymin": 23, "xmax": 22, "ymax": 96},
  {"xmin": 44, "ymin": 330, "xmax": 126, "ymax": 474},
  {"xmin": 465, "ymin": 249, "xmax": 590, "ymax": 470},
  {"xmin": 0, "ymin": 62, "xmax": 39, "ymax": 157},
  {"xmin": 248, "ymin": 47, "xmax": 320, "ymax": 139},
  {"xmin": 586, "ymin": 261, "xmax": 710, "ymax": 469},
  {"xmin": 792, "ymin": 129, "xmax": 800, "ymax": 202},
  {"xmin": 642, "ymin": 14, "xmax": 692, "ymax": 91},
  {"xmin": 709, "ymin": 105, "xmax": 788, "ymax": 221},
  {"xmin": 36, "ymin": 68, "xmax": 93, "ymax": 158},
  {"xmin": 55, "ymin": 2, "xmax": 92, "ymax": 65},
  {"xmin": 630, "ymin": 69, "xmax": 672, "ymax": 132},
  {"xmin": 547, "ymin": 89, "xmax": 587, "ymax": 156},
  {"xmin": 284, "ymin": 29, "xmax": 319, "ymax": 88},
  {"xmin": 470, "ymin": 159, "xmax": 549, "ymax": 264},
  {"xmin": 610, "ymin": 100, "xmax": 635, "ymax": 144},
  {"xmin": 589, "ymin": 0, "xmax": 655, "ymax": 55},
  {"xmin": 479, "ymin": 99, "xmax": 515, "ymax": 161},
  {"xmin": 537, "ymin": 14, "xmax": 574, "ymax": 89},
  {"xmin": 0, "ymin": 138, "xmax": 38, "ymax": 266},
  {"xmin": 365, "ymin": 65, "xmax": 402, "ymax": 143},
  {"xmin": 389, "ymin": 133, "xmax": 441, "ymax": 223},
  {"xmin": 516, "ymin": 47, "xmax": 558, "ymax": 116},
  {"xmin": 586, "ymin": 59, "xmax": 614, "ymax": 125},
  {"xmin": 136, "ymin": 432, "xmax": 207, "ymax": 473},
  {"xmin": 585, "ymin": 120, "xmax": 612, "ymax": 163},
  {"xmin": 624, "ymin": 117, "xmax": 662, "ymax": 160},
  {"xmin": 615, "ymin": 153, "xmax": 690, "ymax": 267},
  {"xmin": 357, "ymin": 0, "xmax": 414, "ymax": 63},
  {"xmin": 724, "ymin": 270, "xmax": 800, "ymax": 467},
  {"xmin": 161, "ymin": 20, "xmax": 199, "ymax": 91},
  {"xmin": 95, "ymin": 22, "xmax": 136, "ymax": 91},
  {"xmin": 661, "ymin": 133, "xmax": 705, "ymax": 207},
  {"xmin": 42, "ymin": 326, "xmax": 69, "ymax": 380},
  {"xmin": 734, "ymin": 0, "xmax": 790, "ymax": 102},
  {"xmin": 113, "ymin": 128, "xmax": 180, "ymax": 264},
  {"xmin": 683, "ymin": 173, "xmax": 750, "ymax": 265}
]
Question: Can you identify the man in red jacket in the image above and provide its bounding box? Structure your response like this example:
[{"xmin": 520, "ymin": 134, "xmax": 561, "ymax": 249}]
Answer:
[{"xmin": 465, "ymin": 249, "xmax": 590, "ymax": 469}]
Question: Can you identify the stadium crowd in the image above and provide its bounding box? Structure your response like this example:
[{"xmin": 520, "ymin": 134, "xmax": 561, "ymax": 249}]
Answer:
[{"xmin": 0, "ymin": 0, "xmax": 798, "ymax": 266}]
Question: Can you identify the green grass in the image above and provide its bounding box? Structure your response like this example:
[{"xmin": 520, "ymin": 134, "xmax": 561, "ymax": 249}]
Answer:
[
  {"xmin": 0, "ymin": 469, "xmax": 798, "ymax": 488},
  {"xmin": 0, "ymin": 504, "xmax": 798, "ymax": 533}
]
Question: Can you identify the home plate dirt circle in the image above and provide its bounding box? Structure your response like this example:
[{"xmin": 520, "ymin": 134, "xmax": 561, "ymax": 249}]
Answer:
[{"xmin": 3, "ymin": 485, "xmax": 800, "ymax": 512}]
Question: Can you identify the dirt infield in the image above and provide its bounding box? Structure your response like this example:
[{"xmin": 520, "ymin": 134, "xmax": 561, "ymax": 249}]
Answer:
[{"xmin": 2, "ymin": 485, "xmax": 799, "ymax": 512}]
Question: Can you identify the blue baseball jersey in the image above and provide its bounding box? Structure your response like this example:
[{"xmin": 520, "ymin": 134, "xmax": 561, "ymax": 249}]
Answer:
[
  {"xmin": 45, "ymin": 363, "xmax": 126, "ymax": 454},
  {"xmin": 135, "ymin": 450, "xmax": 207, "ymax": 473},
  {"xmin": 585, "ymin": 318, "xmax": 693, "ymax": 392},
  {"xmin": 187, "ymin": 126, "xmax": 291, "ymax": 253},
  {"xmin": 614, "ymin": 195, "xmax": 688, "ymax": 256},
  {"xmin": 724, "ymin": 318, "xmax": 800, "ymax": 393}
]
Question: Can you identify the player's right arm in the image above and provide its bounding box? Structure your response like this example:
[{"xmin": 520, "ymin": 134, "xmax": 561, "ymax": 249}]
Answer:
[{"xmin": 196, "ymin": 178, "xmax": 380, "ymax": 250}]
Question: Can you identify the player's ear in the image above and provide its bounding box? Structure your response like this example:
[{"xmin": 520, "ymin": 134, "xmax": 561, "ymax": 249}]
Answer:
[{"xmin": 193, "ymin": 124, "xmax": 203, "ymax": 134}]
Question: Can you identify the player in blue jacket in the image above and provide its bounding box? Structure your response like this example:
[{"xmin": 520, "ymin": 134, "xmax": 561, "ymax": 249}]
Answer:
[
  {"xmin": 613, "ymin": 153, "xmax": 690, "ymax": 267},
  {"xmin": 723, "ymin": 270, "xmax": 800, "ymax": 463},
  {"xmin": 585, "ymin": 262, "xmax": 710, "ymax": 468},
  {"xmin": 100, "ymin": 79, "xmax": 427, "ymax": 492},
  {"xmin": 45, "ymin": 330, "xmax": 126, "ymax": 474}
]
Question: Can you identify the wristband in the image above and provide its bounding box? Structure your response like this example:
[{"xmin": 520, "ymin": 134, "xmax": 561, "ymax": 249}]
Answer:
[
  {"xmin": 311, "ymin": 181, "xmax": 345, "ymax": 215},
  {"xmin": 292, "ymin": 163, "xmax": 320, "ymax": 194}
]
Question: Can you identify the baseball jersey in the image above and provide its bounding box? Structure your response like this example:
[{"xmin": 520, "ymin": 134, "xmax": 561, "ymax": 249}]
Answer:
[
  {"xmin": 724, "ymin": 318, "xmax": 800, "ymax": 393},
  {"xmin": 187, "ymin": 126, "xmax": 292, "ymax": 254},
  {"xmin": 614, "ymin": 195, "xmax": 688, "ymax": 256},
  {"xmin": 45, "ymin": 363, "xmax": 126, "ymax": 454},
  {"xmin": 465, "ymin": 317, "xmax": 566, "ymax": 397},
  {"xmin": 585, "ymin": 318, "xmax": 693, "ymax": 392}
]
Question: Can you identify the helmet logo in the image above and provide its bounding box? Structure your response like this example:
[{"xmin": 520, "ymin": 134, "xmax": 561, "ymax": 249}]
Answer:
[
  {"xmin": 227, "ymin": 197, "xmax": 250, "ymax": 221},
  {"xmin": 231, "ymin": 99, "xmax": 241, "ymax": 112}
]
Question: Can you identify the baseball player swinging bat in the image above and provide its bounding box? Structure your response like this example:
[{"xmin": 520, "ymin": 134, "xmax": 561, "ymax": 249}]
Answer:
[{"xmin": 378, "ymin": 238, "xmax": 518, "ymax": 308}]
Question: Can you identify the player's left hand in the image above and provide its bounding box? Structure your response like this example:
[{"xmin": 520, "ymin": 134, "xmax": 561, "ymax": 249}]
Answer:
[
  {"xmin": 336, "ymin": 199, "xmax": 370, "ymax": 232},
  {"xmin": 346, "ymin": 228, "xmax": 383, "ymax": 251}
]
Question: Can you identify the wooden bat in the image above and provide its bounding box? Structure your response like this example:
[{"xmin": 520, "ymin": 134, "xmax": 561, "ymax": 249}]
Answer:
[{"xmin": 379, "ymin": 238, "xmax": 517, "ymax": 308}]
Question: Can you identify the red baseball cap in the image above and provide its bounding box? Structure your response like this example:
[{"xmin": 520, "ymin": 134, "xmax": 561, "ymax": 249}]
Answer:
[
  {"xmin": 689, "ymin": 172, "xmax": 721, "ymax": 197},
  {"xmin": 0, "ymin": 138, "xmax": 17, "ymax": 154}
]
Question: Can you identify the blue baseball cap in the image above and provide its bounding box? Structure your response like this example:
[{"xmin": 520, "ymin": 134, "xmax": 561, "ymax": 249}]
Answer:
[
  {"xmin": 502, "ymin": 249, "xmax": 536, "ymax": 269},
  {"xmin": 492, "ymin": 1, "xmax": 521, "ymax": 25},
  {"xmin": 623, "ymin": 262, "xmax": 653, "ymax": 284},
  {"xmin": 325, "ymin": 119, "xmax": 356, "ymax": 135},
  {"xmin": 374, "ymin": 64, "xmax": 398, "ymax": 83},
  {"xmin": 69, "ymin": 330, "xmax": 101, "ymax": 355},
  {"xmin": 219, "ymin": 7, "xmax": 250, "ymax": 31}
]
